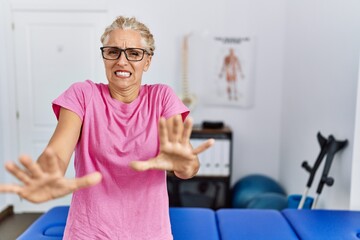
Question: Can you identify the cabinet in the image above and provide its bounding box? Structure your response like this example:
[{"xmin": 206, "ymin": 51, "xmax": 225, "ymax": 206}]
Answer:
[{"xmin": 167, "ymin": 125, "xmax": 232, "ymax": 209}]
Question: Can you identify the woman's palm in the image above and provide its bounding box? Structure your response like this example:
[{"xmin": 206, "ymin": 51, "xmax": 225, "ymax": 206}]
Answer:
[{"xmin": 0, "ymin": 149, "xmax": 101, "ymax": 203}]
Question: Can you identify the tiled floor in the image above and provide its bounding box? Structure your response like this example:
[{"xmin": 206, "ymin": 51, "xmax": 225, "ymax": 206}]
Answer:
[{"xmin": 0, "ymin": 213, "xmax": 42, "ymax": 240}]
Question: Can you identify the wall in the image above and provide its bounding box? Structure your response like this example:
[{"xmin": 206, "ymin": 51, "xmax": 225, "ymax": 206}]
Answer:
[
  {"xmin": 280, "ymin": 0, "xmax": 360, "ymax": 209},
  {"xmin": 107, "ymin": 0, "xmax": 287, "ymax": 184}
]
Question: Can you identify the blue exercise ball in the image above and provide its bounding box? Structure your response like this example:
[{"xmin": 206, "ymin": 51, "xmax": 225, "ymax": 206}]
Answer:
[
  {"xmin": 246, "ymin": 192, "xmax": 288, "ymax": 210},
  {"xmin": 232, "ymin": 174, "xmax": 286, "ymax": 208}
]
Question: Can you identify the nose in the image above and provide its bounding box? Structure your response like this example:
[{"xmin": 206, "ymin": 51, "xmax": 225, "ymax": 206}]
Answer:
[{"xmin": 116, "ymin": 50, "xmax": 128, "ymax": 65}]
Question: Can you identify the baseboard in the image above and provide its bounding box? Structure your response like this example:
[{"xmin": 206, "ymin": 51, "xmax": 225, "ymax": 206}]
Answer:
[{"xmin": 0, "ymin": 205, "xmax": 14, "ymax": 223}]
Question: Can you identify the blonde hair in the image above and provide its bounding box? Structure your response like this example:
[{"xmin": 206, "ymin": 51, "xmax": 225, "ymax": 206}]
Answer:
[{"xmin": 101, "ymin": 16, "xmax": 155, "ymax": 56}]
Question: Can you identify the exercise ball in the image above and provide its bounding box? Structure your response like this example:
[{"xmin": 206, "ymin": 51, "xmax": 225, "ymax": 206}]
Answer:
[
  {"xmin": 246, "ymin": 192, "xmax": 288, "ymax": 210},
  {"xmin": 232, "ymin": 174, "xmax": 286, "ymax": 208}
]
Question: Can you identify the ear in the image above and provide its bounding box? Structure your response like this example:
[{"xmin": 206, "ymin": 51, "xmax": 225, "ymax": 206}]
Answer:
[{"xmin": 143, "ymin": 55, "xmax": 152, "ymax": 72}]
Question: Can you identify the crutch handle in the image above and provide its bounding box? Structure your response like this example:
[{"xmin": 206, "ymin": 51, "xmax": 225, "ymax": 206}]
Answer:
[
  {"xmin": 316, "ymin": 176, "xmax": 334, "ymax": 194},
  {"xmin": 301, "ymin": 161, "xmax": 312, "ymax": 172},
  {"xmin": 323, "ymin": 176, "xmax": 334, "ymax": 187}
]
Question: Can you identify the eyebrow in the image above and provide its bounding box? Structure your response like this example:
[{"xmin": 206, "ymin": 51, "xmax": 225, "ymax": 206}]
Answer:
[{"xmin": 103, "ymin": 46, "xmax": 144, "ymax": 49}]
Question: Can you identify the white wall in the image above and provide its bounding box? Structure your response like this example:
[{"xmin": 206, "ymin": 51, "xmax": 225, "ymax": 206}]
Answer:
[
  {"xmin": 280, "ymin": 0, "xmax": 360, "ymax": 209},
  {"xmin": 107, "ymin": 0, "xmax": 287, "ymax": 185}
]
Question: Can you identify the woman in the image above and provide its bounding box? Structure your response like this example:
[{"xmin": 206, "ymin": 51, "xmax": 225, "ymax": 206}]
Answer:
[{"xmin": 0, "ymin": 16, "xmax": 214, "ymax": 239}]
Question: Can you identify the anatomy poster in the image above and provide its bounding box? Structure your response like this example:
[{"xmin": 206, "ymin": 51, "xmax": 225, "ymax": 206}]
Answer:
[{"xmin": 189, "ymin": 35, "xmax": 256, "ymax": 108}]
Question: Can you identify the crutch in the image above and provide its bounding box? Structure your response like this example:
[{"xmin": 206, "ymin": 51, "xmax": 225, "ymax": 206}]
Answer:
[
  {"xmin": 311, "ymin": 135, "xmax": 348, "ymax": 209},
  {"xmin": 298, "ymin": 132, "xmax": 328, "ymax": 209}
]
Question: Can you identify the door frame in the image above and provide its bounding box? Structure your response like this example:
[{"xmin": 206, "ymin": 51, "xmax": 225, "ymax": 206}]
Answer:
[
  {"xmin": 350, "ymin": 54, "xmax": 360, "ymax": 210},
  {"xmin": 0, "ymin": 0, "xmax": 19, "ymax": 210}
]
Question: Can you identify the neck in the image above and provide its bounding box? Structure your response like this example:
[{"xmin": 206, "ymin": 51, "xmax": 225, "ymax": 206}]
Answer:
[{"xmin": 108, "ymin": 84, "xmax": 140, "ymax": 103}]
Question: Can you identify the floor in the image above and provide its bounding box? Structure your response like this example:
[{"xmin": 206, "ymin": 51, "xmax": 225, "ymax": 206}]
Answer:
[{"xmin": 0, "ymin": 212, "xmax": 42, "ymax": 240}]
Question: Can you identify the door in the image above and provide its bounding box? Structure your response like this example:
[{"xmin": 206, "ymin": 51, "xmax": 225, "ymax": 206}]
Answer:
[{"xmin": 13, "ymin": 9, "xmax": 107, "ymax": 212}]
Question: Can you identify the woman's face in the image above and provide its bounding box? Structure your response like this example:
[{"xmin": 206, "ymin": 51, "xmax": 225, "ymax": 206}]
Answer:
[{"xmin": 102, "ymin": 29, "xmax": 152, "ymax": 91}]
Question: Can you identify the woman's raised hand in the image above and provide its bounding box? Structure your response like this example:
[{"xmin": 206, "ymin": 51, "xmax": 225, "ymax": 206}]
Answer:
[
  {"xmin": 0, "ymin": 148, "xmax": 102, "ymax": 203},
  {"xmin": 130, "ymin": 115, "xmax": 214, "ymax": 179}
]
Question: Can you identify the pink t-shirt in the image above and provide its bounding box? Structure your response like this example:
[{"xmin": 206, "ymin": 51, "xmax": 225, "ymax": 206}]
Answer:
[{"xmin": 52, "ymin": 80, "xmax": 189, "ymax": 240}]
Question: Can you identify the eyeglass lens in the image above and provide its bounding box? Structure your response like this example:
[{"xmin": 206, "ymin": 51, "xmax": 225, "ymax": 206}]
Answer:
[{"xmin": 101, "ymin": 47, "xmax": 145, "ymax": 61}]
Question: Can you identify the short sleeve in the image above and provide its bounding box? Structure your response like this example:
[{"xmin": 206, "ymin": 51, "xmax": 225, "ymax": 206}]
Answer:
[
  {"xmin": 52, "ymin": 80, "xmax": 94, "ymax": 121},
  {"xmin": 159, "ymin": 85, "xmax": 190, "ymax": 121}
]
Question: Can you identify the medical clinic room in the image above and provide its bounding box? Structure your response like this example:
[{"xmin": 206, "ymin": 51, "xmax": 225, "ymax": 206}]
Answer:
[{"xmin": 0, "ymin": 0, "xmax": 360, "ymax": 239}]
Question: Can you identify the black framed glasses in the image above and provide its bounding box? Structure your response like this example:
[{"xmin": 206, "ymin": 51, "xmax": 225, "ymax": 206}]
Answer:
[{"xmin": 100, "ymin": 47, "xmax": 149, "ymax": 61}]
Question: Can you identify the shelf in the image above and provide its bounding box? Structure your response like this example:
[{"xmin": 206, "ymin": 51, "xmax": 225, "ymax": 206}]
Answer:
[{"xmin": 167, "ymin": 126, "xmax": 233, "ymax": 209}]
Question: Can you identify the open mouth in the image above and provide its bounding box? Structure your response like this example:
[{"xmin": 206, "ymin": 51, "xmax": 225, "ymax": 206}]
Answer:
[{"xmin": 115, "ymin": 70, "xmax": 131, "ymax": 78}]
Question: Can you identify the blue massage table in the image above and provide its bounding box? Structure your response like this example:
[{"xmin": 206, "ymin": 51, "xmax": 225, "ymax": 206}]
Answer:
[
  {"xmin": 217, "ymin": 208, "xmax": 360, "ymax": 240},
  {"xmin": 282, "ymin": 209, "xmax": 360, "ymax": 240},
  {"xmin": 216, "ymin": 209, "xmax": 298, "ymax": 239},
  {"xmin": 17, "ymin": 206, "xmax": 220, "ymax": 240},
  {"xmin": 18, "ymin": 206, "xmax": 360, "ymax": 240}
]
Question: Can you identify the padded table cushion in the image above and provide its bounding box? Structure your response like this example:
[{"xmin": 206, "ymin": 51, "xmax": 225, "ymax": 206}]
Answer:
[
  {"xmin": 18, "ymin": 205, "xmax": 360, "ymax": 240},
  {"xmin": 18, "ymin": 206, "xmax": 68, "ymax": 240},
  {"xmin": 18, "ymin": 206, "xmax": 220, "ymax": 240},
  {"xmin": 170, "ymin": 207, "xmax": 219, "ymax": 240},
  {"xmin": 282, "ymin": 209, "xmax": 360, "ymax": 240},
  {"xmin": 216, "ymin": 209, "xmax": 299, "ymax": 240}
]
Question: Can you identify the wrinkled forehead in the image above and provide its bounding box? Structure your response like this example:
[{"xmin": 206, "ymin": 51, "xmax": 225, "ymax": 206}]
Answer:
[
  {"xmin": 107, "ymin": 38, "xmax": 138, "ymax": 48},
  {"xmin": 103, "ymin": 29, "xmax": 146, "ymax": 48}
]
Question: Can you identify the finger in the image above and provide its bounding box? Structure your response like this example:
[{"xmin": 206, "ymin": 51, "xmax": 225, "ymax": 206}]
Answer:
[
  {"xmin": 171, "ymin": 115, "xmax": 183, "ymax": 142},
  {"xmin": 130, "ymin": 159, "xmax": 173, "ymax": 172},
  {"xmin": 192, "ymin": 139, "xmax": 215, "ymax": 155},
  {"xmin": 181, "ymin": 117, "xmax": 193, "ymax": 144},
  {"xmin": 159, "ymin": 117, "xmax": 168, "ymax": 145},
  {"xmin": 0, "ymin": 184, "xmax": 22, "ymax": 194},
  {"xmin": 5, "ymin": 162, "xmax": 32, "ymax": 184},
  {"xmin": 19, "ymin": 155, "xmax": 43, "ymax": 178},
  {"xmin": 165, "ymin": 117, "xmax": 174, "ymax": 142},
  {"xmin": 130, "ymin": 160, "xmax": 152, "ymax": 171},
  {"xmin": 69, "ymin": 172, "xmax": 102, "ymax": 191}
]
